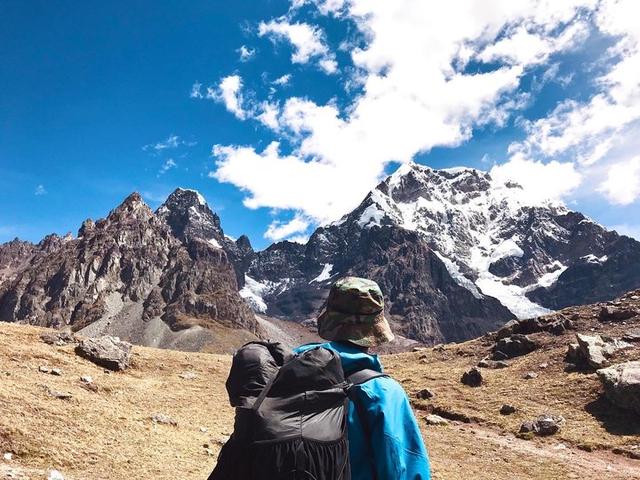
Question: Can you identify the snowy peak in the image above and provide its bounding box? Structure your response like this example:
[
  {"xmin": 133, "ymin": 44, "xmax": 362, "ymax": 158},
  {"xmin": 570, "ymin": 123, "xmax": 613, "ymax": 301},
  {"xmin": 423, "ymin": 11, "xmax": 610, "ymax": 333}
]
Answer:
[
  {"xmin": 341, "ymin": 163, "xmax": 634, "ymax": 320},
  {"xmin": 156, "ymin": 188, "xmax": 224, "ymax": 243}
]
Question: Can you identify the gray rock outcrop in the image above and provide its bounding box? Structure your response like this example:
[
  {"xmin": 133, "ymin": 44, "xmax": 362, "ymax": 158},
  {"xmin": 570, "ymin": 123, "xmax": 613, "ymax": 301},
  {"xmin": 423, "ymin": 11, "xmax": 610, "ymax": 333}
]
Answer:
[
  {"xmin": 597, "ymin": 361, "xmax": 640, "ymax": 415},
  {"xmin": 75, "ymin": 336, "xmax": 132, "ymax": 371}
]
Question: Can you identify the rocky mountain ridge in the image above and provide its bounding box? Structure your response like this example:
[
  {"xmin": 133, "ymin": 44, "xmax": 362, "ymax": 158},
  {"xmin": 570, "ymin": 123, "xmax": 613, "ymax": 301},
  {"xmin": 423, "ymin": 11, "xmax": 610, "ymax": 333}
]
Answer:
[
  {"xmin": 0, "ymin": 190, "xmax": 256, "ymax": 352},
  {"xmin": 2, "ymin": 164, "xmax": 640, "ymax": 349}
]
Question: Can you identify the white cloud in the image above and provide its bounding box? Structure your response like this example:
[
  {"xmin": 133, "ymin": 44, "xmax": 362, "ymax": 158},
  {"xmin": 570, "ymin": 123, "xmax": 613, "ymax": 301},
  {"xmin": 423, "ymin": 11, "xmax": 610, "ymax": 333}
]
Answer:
[
  {"xmin": 490, "ymin": 153, "xmax": 583, "ymax": 203},
  {"xmin": 256, "ymin": 102, "xmax": 280, "ymax": 130},
  {"xmin": 209, "ymin": 0, "xmax": 640, "ymax": 236},
  {"xmin": 143, "ymin": 134, "xmax": 196, "ymax": 153},
  {"xmin": 238, "ymin": 45, "xmax": 256, "ymax": 62},
  {"xmin": 598, "ymin": 156, "xmax": 640, "ymax": 205},
  {"xmin": 207, "ymin": 75, "xmax": 247, "ymax": 119},
  {"xmin": 273, "ymin": 74, "xmax": 292, "ymax": 86},
  {"xmin": 258, "ymin": 19, "xmax": 338, "ymax": 74},
  {"xmin": 34, "ymin": 184, "xmax": 47, "ymax": 196},
  {"xmin": 264, "ymin": 214, "xmax": 310, "ymax": 241},
  {"xmin": 190, "ymin": 81, "xmax": 203, "ymax": 99},
  {"xmin": 159, "ymin": 158, "xmax": 177, "ymax": 175}
]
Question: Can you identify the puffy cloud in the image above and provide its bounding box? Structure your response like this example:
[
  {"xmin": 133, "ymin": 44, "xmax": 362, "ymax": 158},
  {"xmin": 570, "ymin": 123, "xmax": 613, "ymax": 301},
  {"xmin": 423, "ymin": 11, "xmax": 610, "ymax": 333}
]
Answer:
[
  {"xmin": 207, "ymin": 75, "xmax": 247, "ymax": 119},
  {"xmin": 264, "ymin": 214, "xmax": 310, "ymax": 241},
  {"xmin": 207, "ymin": 0, "xmax": 639, "ymax": 240},
  {"xmin": 258, "ymin": 20, "xmax": 338, "ymax": 74},
  {"xmin": 34, "ymin": 185, "xmax": 47, "ymax": 196},
  {"xmin": 598, "ymin": 156, "xmax": 640, "ymax": 205},
  {"xmin": 490, "ymin": 154, "xmax": 583, "ymax": 203}
]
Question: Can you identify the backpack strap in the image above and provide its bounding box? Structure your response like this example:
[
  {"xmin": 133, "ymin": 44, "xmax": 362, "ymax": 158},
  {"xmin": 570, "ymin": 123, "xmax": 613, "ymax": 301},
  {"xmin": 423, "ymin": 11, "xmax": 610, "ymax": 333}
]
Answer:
[
  {"xmin": 346, "ymin": 368, "xmax": 388, "ymax": 387},
  {"xmin": 346, "ymin": 369, "xmax": 388, "ymax": 480}
]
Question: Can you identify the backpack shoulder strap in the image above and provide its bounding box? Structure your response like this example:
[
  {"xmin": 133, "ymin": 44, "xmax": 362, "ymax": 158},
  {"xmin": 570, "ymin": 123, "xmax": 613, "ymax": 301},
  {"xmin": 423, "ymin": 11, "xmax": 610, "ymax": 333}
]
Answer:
[{"xmin": 347, "ymin": 368, "xmax": 388, "ymax": 387}]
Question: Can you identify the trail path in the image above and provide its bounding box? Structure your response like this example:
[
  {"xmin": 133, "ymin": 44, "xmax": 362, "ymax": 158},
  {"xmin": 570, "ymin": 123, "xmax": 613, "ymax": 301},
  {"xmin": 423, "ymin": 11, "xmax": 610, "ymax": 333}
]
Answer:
[{"xmin": 456, "ymin": 423, "xmax": 640, "ymax": 479}]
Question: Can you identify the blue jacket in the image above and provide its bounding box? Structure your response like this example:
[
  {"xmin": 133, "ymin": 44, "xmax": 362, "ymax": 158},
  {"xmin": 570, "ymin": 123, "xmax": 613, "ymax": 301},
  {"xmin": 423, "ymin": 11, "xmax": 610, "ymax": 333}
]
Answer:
[{"xmin": 295, "ymin": 342, "xmax": 431, "ymax": 480}]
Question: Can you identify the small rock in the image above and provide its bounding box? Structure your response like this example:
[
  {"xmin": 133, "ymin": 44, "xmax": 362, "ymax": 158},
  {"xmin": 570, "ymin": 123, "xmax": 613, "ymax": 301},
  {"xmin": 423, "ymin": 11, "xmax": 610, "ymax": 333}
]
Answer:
[
  {"xmin": 477, "ymin": 358, "xmax": 509, "ymax": 369},
  {"xmin": 152, "ymin": 414, "xmax": 177, "ymax": 426},
  {"xmin": 39, "ymin": 366, "xmax": 51, "ymax": 374},
  {"xmin": 520, "ymin": 414, "xmax": 564, "ymax": 436},
  {"xmin": 3, "ymin": 452, "xmax": 13, "ymax": 461},
  {"xmin": 40, "ymin": 331, "xmax": 75, "ymax": 346},
  {"xmin": 75, "ymin": 336, "xmax": 132, "ymax": 371},
  {"xmin": 50, "ymin": 368, "xmax": 62, "ymax": 376},
  {"xmin": 179, "ymin": 371, "xmax": 198, "ymax": 380},
  {"xmin": 523, "ymin": 372, "xmax": 538, "ymax": 380},
  {"xmin": 47, "ymin": 388, "xmax": 72, "ymax": 400},
  {"xmin": 199, "ymin": 427, "xmax": 208, "ymax": 433},
  {"xmin": 48, "ymin": 470, "xmax": 65, "ymax": 480},
  {"xmin": 80, "ymin": 375, "xmax": 94, "ymax": 384},
  {"xmin": 536, "ymin": 414, "xmax": 564, "ymax": 435},
  {"xmin": 415, "ymin": 388, "xmax": 434, "ymax": 400},
  {"xmin": 623, "ymin": 330, "xmax": 640, "ymax": 342},
  {"xmin": 538, "ymin": 362, "xmax": 549, "ymax": 369},
  {"xmin": 461, "ymin": 367, "xmax": 483, "ymax": 387},
  {"xmin": 424, "ymin": 414, "xmax": 449, "ymax": 426},
  {"xmin": 500, "ymin": 404, "xmax": 516, "ymax": 415}
]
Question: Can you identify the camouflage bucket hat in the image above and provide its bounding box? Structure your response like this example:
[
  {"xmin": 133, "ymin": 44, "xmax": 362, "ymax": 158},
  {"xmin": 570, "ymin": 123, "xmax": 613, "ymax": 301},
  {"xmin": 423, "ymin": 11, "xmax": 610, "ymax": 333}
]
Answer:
[{"xmin": 317, "ymin": 276, "xmax": 394, "ymax": 348}]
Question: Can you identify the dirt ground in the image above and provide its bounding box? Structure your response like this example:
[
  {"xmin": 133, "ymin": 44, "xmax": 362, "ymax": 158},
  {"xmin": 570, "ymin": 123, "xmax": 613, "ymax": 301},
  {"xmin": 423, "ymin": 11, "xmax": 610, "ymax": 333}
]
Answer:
[{"xmin": 1, "ymin": 321, "xmax": 639, "ymax": 480}]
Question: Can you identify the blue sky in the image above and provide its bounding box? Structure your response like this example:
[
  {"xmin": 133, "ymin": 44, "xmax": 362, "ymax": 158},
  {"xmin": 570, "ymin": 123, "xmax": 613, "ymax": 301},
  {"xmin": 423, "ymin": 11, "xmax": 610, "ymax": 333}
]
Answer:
[{"xmin": 2, "ymin": 0, "xmax": 640, "ymax": 249}]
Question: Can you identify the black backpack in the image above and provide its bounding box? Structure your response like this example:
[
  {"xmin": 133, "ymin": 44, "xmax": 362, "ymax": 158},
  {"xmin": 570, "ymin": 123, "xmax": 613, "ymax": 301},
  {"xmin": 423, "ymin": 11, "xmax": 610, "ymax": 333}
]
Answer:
[{"xmin": 208, "ymin": 341, "xmax": 387, "ymax": 480}]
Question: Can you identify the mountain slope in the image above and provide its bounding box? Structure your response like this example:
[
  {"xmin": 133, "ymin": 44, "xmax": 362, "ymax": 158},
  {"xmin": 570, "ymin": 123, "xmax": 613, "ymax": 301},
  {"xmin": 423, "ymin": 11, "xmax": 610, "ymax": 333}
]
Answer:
[{"xmin": 2, "ymin": 289, "xmax": 639, "ymax": 480}]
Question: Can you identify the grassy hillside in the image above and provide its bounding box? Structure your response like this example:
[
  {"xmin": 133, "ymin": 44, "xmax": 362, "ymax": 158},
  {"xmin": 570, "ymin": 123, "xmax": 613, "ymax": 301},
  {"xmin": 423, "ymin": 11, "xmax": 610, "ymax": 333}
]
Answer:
[{"xmin": 1, "ymin": 292, "xmax": 640, "ymax": 479}]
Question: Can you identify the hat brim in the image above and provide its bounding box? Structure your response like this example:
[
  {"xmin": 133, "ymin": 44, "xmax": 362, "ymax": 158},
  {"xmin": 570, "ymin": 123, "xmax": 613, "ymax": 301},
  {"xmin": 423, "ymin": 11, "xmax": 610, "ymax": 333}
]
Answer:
[{"xmin": 316, "ymin": 309, "xmax": 395, "ymax": 347}]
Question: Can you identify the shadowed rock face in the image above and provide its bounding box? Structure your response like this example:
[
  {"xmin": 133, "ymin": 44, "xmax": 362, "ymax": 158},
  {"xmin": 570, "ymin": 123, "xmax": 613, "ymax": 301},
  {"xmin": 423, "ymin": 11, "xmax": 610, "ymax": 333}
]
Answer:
[
  {"xmin": 0, "ymin": 192, "xmax": 256, "ymax": 344},
  {"xmin": 238, "ymin": 219, "xmax": 514, "ymax": 345}
]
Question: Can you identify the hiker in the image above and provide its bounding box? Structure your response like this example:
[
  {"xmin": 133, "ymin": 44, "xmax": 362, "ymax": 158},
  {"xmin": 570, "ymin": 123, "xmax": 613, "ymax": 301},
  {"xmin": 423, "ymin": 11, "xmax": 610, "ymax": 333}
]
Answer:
[
  {"xmin": 296, "ymin": 276, "xmax": 431, "ymax": 479},
  {"xmin": 209, "ymin": 276, "xmax": 430, "ymax": 480}
]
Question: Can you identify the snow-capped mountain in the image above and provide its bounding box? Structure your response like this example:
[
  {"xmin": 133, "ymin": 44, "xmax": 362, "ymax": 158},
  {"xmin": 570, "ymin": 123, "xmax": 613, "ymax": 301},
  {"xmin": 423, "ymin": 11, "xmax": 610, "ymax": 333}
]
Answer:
[
  {"xmin": 237, "ymin": 163, "xmax": 640, "ymax": 344},
  {"xmin": 1, "ymin": 166, "xmax": 639, "ymax": 349}
]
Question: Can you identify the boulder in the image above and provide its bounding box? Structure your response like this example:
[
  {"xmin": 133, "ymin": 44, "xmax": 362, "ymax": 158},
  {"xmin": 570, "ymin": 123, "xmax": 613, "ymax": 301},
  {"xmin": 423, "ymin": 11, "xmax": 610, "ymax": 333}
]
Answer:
[
  {"xmin": 599, "ymin": 306, "xmax": 637, "ymax": 322},
  {"xmin": 492, "ymin": 334, "xmax": 538, "ymax": 359},
  {"xmin": 597, "ymin": 361, "xmax": 640, "ymax": 415},
  {"xmin": 567, "ymin": 333, "xmax": 633, "ymax": 370},
  {"xmin": 461, "ymin": 367, "xmax": 483, "ymax": 387},
  {"xmin": 496, "ymin": 315, "xmax": 573, "ymax": 339},
  {"xmin": 75, "ymin": 336, "xmax": 132, "ymax": 371}
]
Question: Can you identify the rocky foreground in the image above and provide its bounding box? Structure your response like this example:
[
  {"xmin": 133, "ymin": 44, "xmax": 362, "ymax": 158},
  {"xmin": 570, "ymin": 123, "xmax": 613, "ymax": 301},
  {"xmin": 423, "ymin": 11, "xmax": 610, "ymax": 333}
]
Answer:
[{"xmin": 2, "ymin": 291, "xmax": 640, "ymax": 479}]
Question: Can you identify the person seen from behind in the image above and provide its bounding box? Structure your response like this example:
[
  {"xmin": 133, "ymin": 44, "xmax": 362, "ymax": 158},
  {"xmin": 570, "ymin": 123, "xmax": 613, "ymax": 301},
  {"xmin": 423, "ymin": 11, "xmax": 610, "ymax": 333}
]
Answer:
[{"xmin": 296, "ymin": 276, "xmax": 431, "ymax": 480}]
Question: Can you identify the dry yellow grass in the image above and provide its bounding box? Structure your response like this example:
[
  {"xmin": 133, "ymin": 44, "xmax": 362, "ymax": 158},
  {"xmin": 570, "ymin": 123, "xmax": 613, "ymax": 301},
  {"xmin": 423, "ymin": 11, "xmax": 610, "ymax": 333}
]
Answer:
[{"xmin": 1, "ymin": 321, "xmax": 639, "ymax": 480}]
